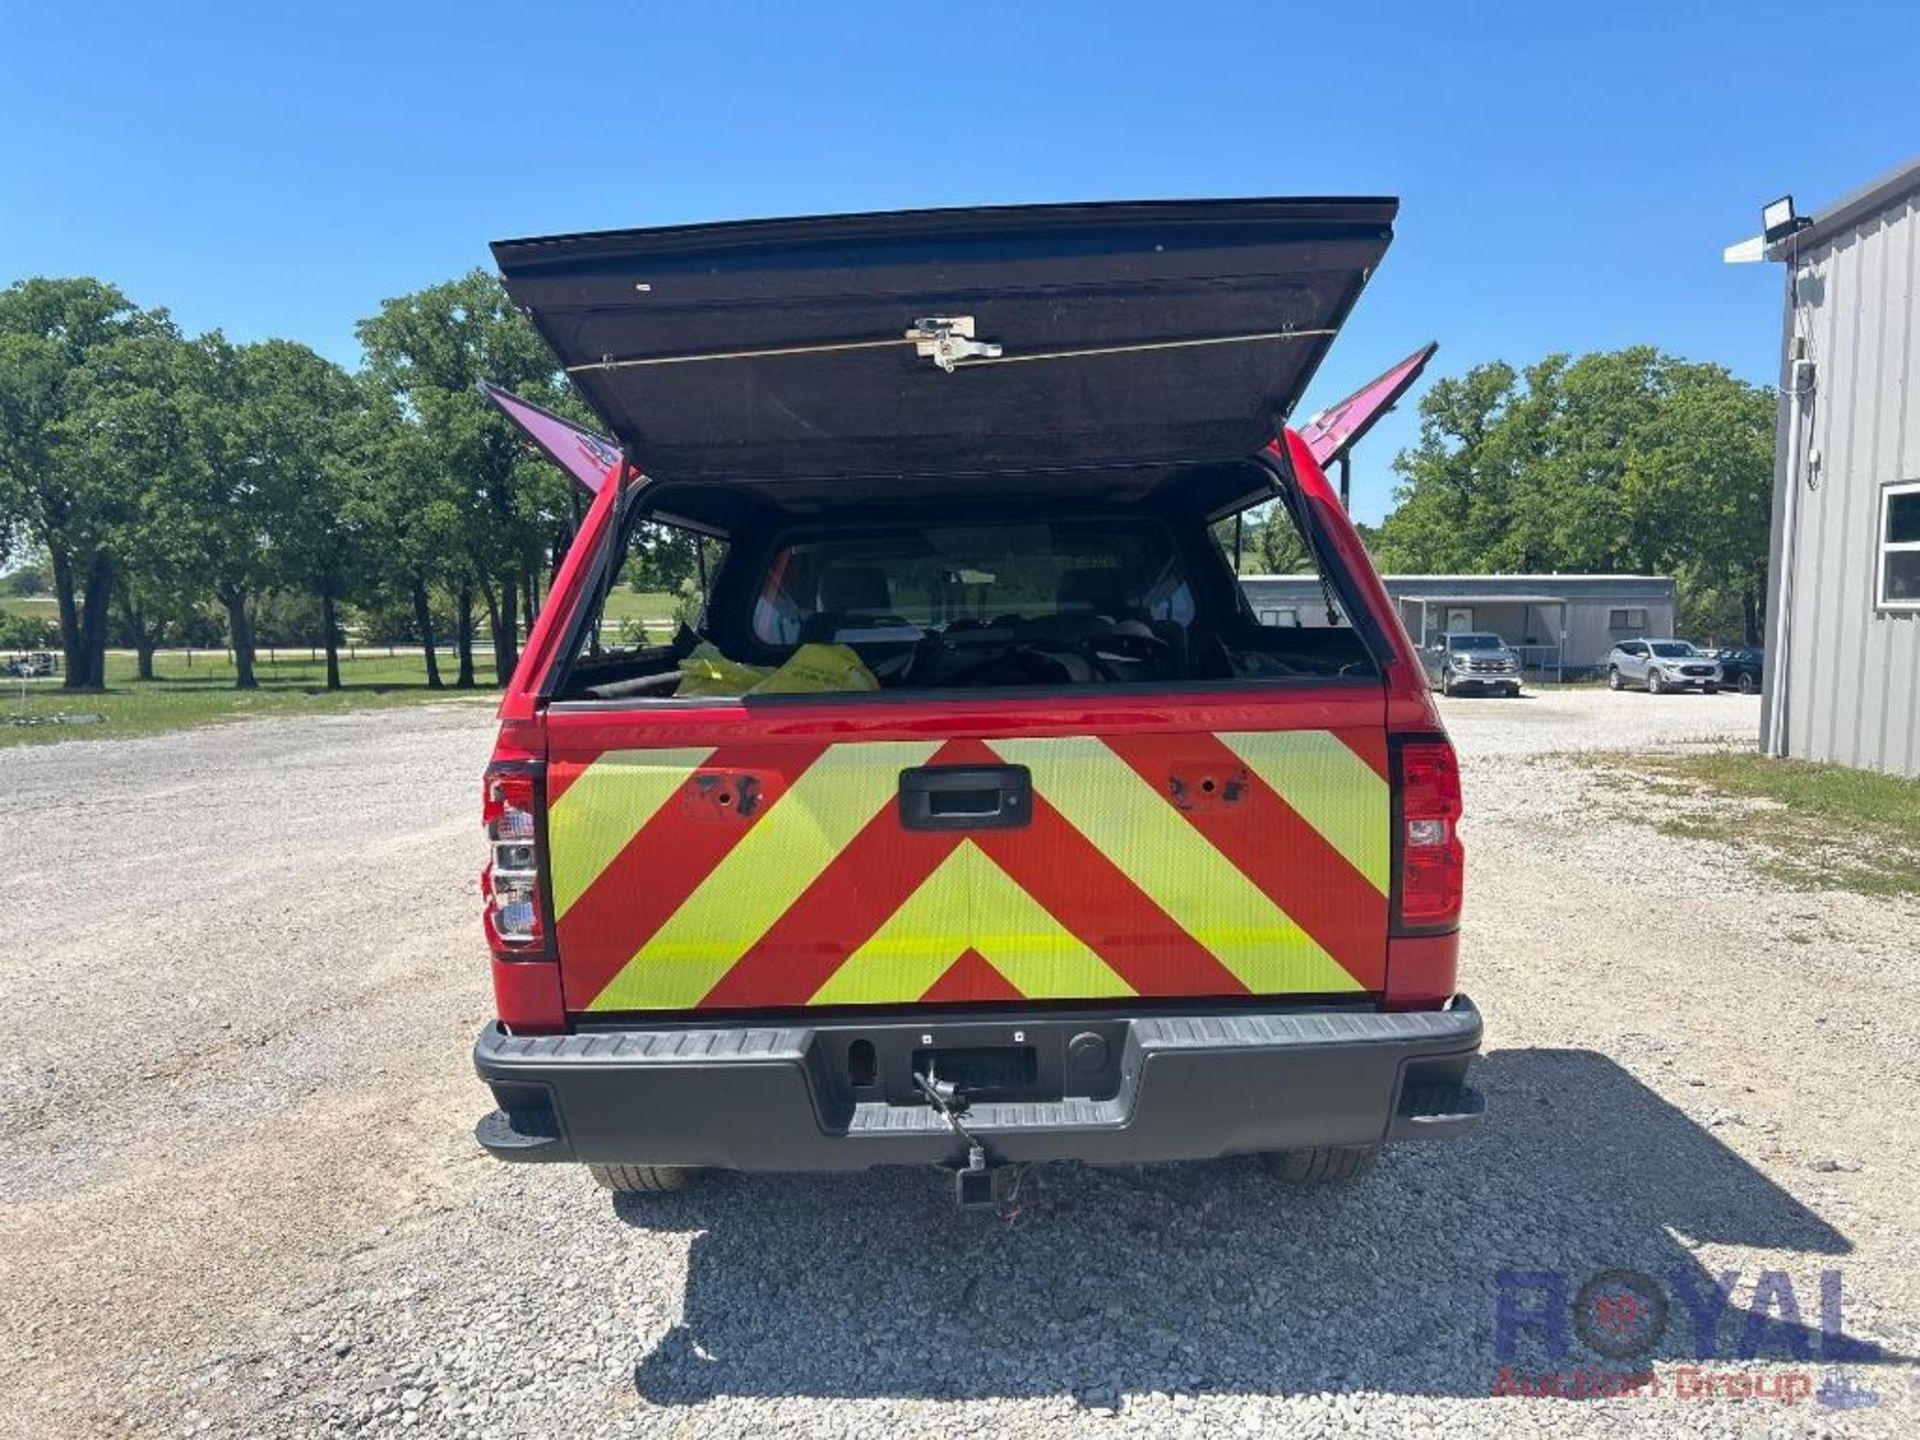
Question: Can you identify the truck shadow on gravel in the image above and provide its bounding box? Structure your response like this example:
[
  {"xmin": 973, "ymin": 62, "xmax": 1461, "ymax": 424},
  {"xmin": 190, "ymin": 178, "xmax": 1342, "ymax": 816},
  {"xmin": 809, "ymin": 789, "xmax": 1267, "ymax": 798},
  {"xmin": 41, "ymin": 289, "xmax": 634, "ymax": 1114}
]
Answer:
[{"xmin": 622, "ymin": 1049, "xmax": 1897, "ymax": 1406}]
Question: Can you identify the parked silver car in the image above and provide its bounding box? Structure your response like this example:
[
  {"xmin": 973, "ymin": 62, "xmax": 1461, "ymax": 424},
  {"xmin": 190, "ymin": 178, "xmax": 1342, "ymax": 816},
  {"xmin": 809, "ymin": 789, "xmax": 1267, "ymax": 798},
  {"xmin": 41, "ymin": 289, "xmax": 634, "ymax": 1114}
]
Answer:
[
  {"xmin": 1607, "ymin": 639, "xmax": 1721, "ymax": 694},
  {"xmin": 1421, "ymin": 632, "xmax": 1522, "ymax": 697}
]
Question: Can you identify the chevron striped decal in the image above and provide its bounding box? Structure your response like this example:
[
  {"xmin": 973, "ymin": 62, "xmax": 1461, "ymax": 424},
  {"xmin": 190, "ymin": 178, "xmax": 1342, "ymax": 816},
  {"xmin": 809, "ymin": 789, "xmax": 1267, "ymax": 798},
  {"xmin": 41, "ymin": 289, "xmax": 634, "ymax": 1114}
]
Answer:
[
  {"xmin": 546, "ymin": 746, "xmax": 715, "ymax": 915},
  {"xmin": 809, "ymin": 841, "xmax": 1137, "ymax": 1006},
  {"xmin": 550, "ymin": 729, "xmax": 1389, "ymax": 1012}
]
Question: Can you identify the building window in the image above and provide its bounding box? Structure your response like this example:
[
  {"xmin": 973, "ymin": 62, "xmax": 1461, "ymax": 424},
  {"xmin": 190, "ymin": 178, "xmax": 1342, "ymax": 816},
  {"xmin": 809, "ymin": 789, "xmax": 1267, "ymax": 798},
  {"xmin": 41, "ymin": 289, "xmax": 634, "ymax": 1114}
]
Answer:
[
  {"xmin": 1609, "ymin": 608, "xmax": 1648, "ymax": 631},
  {"xmin": 1879, "ymin": 480, "xmax": 1920, "ymax": 610}
]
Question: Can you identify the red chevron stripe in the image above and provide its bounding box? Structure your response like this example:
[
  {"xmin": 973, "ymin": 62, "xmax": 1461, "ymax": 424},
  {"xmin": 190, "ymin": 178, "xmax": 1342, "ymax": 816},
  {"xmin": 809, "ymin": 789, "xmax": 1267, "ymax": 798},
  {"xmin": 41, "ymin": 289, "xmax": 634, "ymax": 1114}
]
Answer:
[
  {"xmin": 976, "ymin": 791, "xmax": 1250, "ymax": 999},
  {"xmin": 920, "ymin": 948, "xmax": 1024, "ymax": 1003},
  {"xmin": 1341, "ymin": 726, "xmax": 1390, "ymax": 784},
  {"xmin": 1102, "ymin": 731, "xmax": 1385, "ymax": 988},
  {"xmin": 555, "ymin": 741, "xmax": 830, "ymax": 1010}
]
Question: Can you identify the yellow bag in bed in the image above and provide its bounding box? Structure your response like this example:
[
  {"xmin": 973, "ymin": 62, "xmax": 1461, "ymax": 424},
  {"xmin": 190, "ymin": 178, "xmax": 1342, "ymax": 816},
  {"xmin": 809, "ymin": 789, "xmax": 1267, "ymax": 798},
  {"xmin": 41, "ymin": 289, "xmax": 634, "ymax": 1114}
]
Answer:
[
  {"xmin": 750, "ymin": 643, "xmax": 880, "ymax": 695},
  {"xmin": 677, "ymin": 643, "xmax": 775, "ymax": 696}
]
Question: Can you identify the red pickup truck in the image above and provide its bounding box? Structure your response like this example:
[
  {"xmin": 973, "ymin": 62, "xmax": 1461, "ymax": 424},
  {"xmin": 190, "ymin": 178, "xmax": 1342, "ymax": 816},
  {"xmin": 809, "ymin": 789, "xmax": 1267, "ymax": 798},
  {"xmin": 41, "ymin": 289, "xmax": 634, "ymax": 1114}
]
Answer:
[{"xmin": 472, "ymin": 199, "xmax": 1482, "ymax": 1206}]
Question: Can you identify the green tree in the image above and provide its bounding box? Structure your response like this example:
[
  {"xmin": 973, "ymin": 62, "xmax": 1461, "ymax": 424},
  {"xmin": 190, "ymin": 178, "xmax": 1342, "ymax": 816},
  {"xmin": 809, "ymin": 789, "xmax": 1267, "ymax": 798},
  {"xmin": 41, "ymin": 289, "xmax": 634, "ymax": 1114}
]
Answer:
[
  {"xmin": 348, "ymin": 388, "xmax": 465, "ymax": 687},
  {"xmin": 1209, "ymin": 503, "xmax": 1312, "ymax": 576},
  {"xmin": 78, "ymin": 332, "xmax": 285, "ymax": 688},
  {"xmin": 1, "ymin": 552, "xmax": 50, "ymax": 596},
  {"xmin": 65, "ymin": 326, "xmax": 216, "ymax": 681},
  {"xmin": 1626, "ymin": 361, "xmax": 1776, "ymax": 640},
  {"xmin": 240, "ymin": 341, "xmax": 366, "ymax": 689},
  {"xmin": 1370, "ymin": 361, "xmax": 1523, "ymax": 574},
  {"xmin": 1375, "ymin": 348, "xmax": 1774, "ymax": 640},
  {"xmin": 357, "ymin": 271, "xmax": 571, "ymax": 686},
  {"xmin": 112, "ymin": 563, "xmax": 194, "ymax": 681},
  {"xmin": 1256, "ymin": 504, "xmax": 1311, "ymax": 573},
  {"xmin": 627, "ymin": 523, "xmax": 701, "ymax": 593},
  {"xmin": 0, "ymin": 607, "xmax": 60, "ymax": 651},
  {"xmin": 0, "ymin": 278, "xmax": 174, "ymax": 688},
  {"xmin": 90, "ymin": 333, "xmax": 355, "ymax": 689}
]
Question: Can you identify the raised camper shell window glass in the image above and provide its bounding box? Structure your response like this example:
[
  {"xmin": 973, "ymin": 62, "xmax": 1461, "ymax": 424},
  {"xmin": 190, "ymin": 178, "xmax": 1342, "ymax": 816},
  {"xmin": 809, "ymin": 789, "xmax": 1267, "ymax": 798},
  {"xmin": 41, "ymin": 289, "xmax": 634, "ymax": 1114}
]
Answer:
[{"xmin": 1879, "ymin": 481, "xmax": 1920, "ymax": 610}]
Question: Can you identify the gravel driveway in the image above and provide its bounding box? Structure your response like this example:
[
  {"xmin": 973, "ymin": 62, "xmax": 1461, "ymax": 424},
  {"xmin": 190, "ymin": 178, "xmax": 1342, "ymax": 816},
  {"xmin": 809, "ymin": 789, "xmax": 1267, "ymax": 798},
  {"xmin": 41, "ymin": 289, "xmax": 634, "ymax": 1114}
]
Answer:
[{"xmin": 3, "ymin": 691, "xmax": 1915, "ymax": 1437}]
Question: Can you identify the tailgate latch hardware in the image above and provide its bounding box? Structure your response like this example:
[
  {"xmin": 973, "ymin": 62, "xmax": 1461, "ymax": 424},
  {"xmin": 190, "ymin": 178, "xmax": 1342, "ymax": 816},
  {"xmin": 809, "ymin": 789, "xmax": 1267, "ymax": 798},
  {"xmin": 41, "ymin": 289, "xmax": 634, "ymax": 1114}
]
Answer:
[
  {"xmin": 899, "ymin": 763, "xmax": 1032, "ymax": 831},
  {"xmin": 908, "ymin": 316, "xmax": 1002, "ymax": 372}
]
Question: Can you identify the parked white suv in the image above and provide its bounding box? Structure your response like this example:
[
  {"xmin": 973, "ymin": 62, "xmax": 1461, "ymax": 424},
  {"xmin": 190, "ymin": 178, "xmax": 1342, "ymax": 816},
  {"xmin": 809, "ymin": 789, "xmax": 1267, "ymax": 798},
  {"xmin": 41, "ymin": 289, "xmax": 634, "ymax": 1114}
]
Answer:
[{"xmin": 1607, "ymin": 640, "xmax": 1721, "ymax": 694}]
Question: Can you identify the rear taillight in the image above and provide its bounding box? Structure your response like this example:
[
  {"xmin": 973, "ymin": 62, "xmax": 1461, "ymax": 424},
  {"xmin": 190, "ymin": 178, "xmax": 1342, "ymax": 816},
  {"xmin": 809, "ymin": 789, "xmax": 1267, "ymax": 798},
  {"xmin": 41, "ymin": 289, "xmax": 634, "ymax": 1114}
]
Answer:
[
  {"xmin": 1394, "ymin": 739, "xmax": 1464, "ymax": 931},
  {"xmin": 483, "ymin": 762, "xmax": 551, "ymax": 957}
]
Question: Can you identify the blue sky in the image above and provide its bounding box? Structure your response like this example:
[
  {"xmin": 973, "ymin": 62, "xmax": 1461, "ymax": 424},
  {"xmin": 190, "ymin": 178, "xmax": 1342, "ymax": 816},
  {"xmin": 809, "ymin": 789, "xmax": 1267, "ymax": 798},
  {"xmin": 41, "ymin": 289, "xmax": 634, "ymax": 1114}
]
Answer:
[{"xmin": 5, "ymin": 1, "xmax": 1915, "ymax": 522}]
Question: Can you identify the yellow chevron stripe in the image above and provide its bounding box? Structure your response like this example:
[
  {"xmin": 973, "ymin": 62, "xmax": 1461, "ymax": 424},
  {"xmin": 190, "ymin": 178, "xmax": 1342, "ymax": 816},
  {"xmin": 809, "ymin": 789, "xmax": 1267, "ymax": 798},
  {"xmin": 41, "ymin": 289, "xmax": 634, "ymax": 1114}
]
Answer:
[
  {"xmin": 1215, "ymin": 730, "xmax": 1390, "ymax": 894},
  {"xmin": 808, "ymin": 842, "xmax": 1134, "ymax": 1006},
  {"xmin": 546, "ymin": 746, "xmax": 715, "ymax": 917},
  {"xmin": 966, "ymin": 846, "xmax": 1135, "ymax": 1001},
  {"xmin": 987, "ymin": 736, "xmax": 1362, "ymax": 994},
  {"xmin": 587, "ymin": 740, "xmax": 940, "ymax": 1011}
]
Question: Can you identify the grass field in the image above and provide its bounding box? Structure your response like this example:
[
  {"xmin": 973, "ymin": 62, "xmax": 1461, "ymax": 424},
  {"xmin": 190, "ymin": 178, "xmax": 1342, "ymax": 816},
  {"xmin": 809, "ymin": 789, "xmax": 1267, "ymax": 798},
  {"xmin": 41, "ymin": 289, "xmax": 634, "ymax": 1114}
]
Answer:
[
  {"xmin": 2, "ymin": 649, "xmax": 498, "ymax": 749},
  {"xmin": 597, "ymin": 588, "xmax": 682, "ymax": 635},
  {"xmin": 1627, "ymin": 750, "xmax": 1920, "ymax": 897},
  {"xmin": 6, "ymin": 590, "xmax": 685, "ymax": 635},
  {"xmin": 1, "ymin": 586, "xmax": 693, "ymax": 749}
]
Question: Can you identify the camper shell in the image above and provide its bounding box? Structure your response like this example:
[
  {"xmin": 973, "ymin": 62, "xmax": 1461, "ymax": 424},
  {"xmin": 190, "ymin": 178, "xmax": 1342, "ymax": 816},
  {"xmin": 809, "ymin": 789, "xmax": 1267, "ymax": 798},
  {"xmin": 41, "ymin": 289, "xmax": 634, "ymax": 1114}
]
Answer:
[{"xmin": 471, "ymin": 199, "xmax": 1483, "ymax": 1204}]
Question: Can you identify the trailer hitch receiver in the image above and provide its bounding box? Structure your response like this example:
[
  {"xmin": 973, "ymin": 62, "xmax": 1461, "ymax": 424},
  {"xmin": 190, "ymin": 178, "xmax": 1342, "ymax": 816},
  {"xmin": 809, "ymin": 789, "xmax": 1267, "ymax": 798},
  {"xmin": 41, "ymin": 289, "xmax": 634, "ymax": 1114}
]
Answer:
[
  {"xmin": 952, "ymin": 1152, "xmax": 1018, "ymax": 1209},
  {"xmin": 915, "ymin": 1069, "xmax": 1018, "ymax": 1209}
]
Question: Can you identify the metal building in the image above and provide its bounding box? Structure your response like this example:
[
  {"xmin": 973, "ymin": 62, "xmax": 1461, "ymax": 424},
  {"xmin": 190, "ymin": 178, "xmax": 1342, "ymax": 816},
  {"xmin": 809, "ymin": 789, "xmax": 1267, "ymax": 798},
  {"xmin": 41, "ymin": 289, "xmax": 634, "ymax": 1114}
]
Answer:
[
  {"xmin": 1758, "ymin": 157, "xmax": 1920, "ymax": 776},
  {"xmin": 1239, "ymin": 572, "xmax": 1676, "ymax": 678}
]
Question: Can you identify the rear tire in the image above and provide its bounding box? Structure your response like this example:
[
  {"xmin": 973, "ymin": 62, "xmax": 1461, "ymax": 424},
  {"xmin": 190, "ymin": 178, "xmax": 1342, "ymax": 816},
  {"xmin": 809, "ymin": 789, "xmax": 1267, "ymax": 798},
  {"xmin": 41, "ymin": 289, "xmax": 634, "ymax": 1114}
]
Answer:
[
  {"xmin": 1737, "ymin": 672, "xmax": 1757, "ymax": 695},
  {"xmin": 589, "ymin": 1163, "xmax": 694, "ymax": 1194},
  {"xmin": 1264, "ymin": 1144, "xmax": 1380, "ymax": 1184}
]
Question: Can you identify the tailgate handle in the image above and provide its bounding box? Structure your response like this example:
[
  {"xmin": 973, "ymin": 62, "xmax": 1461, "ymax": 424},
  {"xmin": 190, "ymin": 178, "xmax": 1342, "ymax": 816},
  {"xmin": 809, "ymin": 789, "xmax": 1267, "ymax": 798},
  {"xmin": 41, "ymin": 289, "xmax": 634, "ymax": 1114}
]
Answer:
[{"xmin": 898, "ymin": 764, "xmax": 1031, "ymax": 831}]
